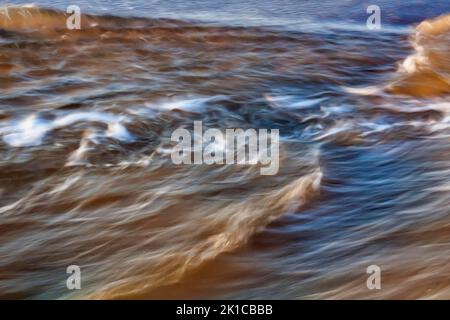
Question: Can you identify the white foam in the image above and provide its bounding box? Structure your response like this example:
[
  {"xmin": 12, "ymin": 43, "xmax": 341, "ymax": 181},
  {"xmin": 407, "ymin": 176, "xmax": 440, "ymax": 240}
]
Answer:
[
  {"xmin": 400, "ymin": 41, "xmax": 429, "ymax": 74},
  {"xmin": 52, "ymin": 112, "xmax": 122, "ymax": 128},
  {"xmin": 264, "ymin": 94, "xmax": 325, "ymax": 109},
  {"xmin": 313, "ymin": 121, "xmax": 355, "ymax": 140},
  {"xmin": 118, "ymin": 154, "xmax": 154, "ymax": 168},
  {"xmin": 341, "ymin": 85, "xmax": 381, "ymax": 96},
  {"xmin": 3, "ymin": 114, "xmax": 51, "ymax": 147},
  {"xmin": 106, "ymin": 122, "xmax": 132, "ymax": 141},
  {"xmin": 66, "ymin": 131, "xmax": 96, "ymax": 167},
  {"xmin": 1, "ymin": 111, "xmax": 133, "ymax": 147},
  {"xmin": 146, "ymin": 95, "xmax": 226, "ymax": 112}
]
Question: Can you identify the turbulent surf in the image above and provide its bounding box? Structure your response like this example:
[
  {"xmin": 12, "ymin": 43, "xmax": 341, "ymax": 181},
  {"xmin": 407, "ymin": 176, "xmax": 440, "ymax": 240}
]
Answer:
[{"xmin": 0, "ymin": 2, "xmax": 450, "ymax": 299}]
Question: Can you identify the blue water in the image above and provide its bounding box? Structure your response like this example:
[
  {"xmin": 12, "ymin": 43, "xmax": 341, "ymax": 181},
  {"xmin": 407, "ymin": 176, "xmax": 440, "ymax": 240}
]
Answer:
[{"xmin": 5, "ymin": 0, "xmax": 450, "ymax": 27}]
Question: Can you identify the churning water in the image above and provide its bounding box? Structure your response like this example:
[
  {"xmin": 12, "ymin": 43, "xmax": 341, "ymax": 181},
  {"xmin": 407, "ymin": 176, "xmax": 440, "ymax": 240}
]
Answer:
[{"xmin": 0, "ymin": 1, "xmax": 449, "ymax": 299}]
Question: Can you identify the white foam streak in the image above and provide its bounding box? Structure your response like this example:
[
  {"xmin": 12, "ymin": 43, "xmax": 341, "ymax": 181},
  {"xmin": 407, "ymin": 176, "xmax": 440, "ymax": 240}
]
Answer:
[
  {"xmin": 1, "ymin": 112, "xmax": 133, "ymax": 147},
  {"xmin": 146, "ymin": 95, "xmax": 227, "ymax": 112},
  {"xmin": 341, "ymin": 85, "xmax": 382, "ymax": 96},
  {"xmin": 3, "ymin": 114, "xmax": 51, "ymax": 147}
]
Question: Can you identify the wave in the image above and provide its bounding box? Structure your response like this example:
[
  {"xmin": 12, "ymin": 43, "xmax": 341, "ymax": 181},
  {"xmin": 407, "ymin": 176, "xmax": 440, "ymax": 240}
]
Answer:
[
  {"xmin": 3, "ymin": 5, "xmax": 449, "ymax": 99},
  {"xmin": 0, "ymin": 5, "xmax": 187, "ymax": 32},
  {"xmin": 387, "ymin": 14, "xmax": 450, "ymax": 97},
  {"xmin": 342, "ymin": 14, "xmax": 450, "ymax": 98},
  {"xmin": 83, "ymin": 169, "xmax": 321, "ymax": 299}
]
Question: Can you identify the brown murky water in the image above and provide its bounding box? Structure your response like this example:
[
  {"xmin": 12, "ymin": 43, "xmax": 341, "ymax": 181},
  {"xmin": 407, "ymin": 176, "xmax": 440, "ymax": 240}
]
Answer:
[{"xmin": 0, "ymin": 5, "xmax": 449, "ymax": 299}]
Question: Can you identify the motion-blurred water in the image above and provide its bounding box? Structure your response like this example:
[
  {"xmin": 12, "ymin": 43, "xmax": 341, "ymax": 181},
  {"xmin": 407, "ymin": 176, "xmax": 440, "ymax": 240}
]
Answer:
[{"xmin": 0, "ymin": 1, "xmax": 449, "ymax": 299}]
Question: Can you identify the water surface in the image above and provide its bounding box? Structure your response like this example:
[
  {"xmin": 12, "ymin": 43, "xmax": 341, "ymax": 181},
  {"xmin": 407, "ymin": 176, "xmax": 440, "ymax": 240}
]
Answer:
[{"xmin": 0, "ymin": 1, "xmax": 449, "ymax": 299}]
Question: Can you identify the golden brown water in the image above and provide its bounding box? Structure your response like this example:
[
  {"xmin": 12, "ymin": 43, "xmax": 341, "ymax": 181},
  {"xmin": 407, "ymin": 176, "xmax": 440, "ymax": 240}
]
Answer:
[{"xmin": 0, "ymin": 5, "xmax": 450, "ymax": 299}]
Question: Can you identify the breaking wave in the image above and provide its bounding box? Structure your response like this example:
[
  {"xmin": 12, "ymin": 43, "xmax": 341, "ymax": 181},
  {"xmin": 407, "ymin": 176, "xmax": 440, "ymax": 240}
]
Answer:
[{"xmin": 387, "ymin": 14, "xmax": 450, "ymax": 97}]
